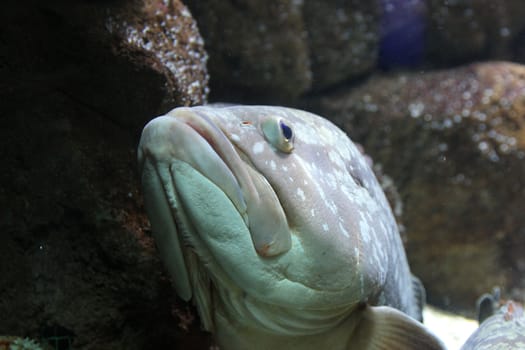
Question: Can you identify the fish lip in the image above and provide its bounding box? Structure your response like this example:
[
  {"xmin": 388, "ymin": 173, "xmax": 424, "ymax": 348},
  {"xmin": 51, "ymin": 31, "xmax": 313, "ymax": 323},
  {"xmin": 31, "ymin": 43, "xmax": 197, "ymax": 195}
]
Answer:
[
  {"xmin": 170, "ymin": 108, "xmax": 292, "ymax": 257},
  {"xmin": 173, "ymin": 109, "xmax": 251, "ymax": 222}
]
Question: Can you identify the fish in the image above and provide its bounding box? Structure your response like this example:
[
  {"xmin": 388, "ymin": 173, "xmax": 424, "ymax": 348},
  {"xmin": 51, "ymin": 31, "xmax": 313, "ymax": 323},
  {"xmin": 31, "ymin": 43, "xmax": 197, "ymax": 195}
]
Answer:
[
  {"xmin": 461, "ymin": 292, "xmax": 525, "ymax": 350},
  {"xmin": 137, "ymin": 105, "xmax": 445, "ymax": 349}
]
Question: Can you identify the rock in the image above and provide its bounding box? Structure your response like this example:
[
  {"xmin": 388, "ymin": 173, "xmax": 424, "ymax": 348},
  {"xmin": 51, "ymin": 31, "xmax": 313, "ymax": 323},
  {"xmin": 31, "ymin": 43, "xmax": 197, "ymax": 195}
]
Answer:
[
  {"xmin": 108, "ymin": 0, "xmax": 210, "ymax": 110},
  {"xmin": 311, "ymin": 62, "xmax": 525, "ymax": 313},
  {"xmin": 185, "ymin": 0, "xmax": 311, "ymax": 103},
  {"xmin": 426, "ymin": 1, "xmax": 525, "ymax": 65},
  {"xmin": 185, "ymin": 0, "xmax": 382, "ymax": 102},
  {"xmin": 303, "ymin": 0, "xmax": 381, "ymax": 90},
  {"xmin": 2, "ymin": 0, "xmax": 208, "ymax": 129},
  {"xmin": 0, "ymin": 0, "xmax": 211, "ymax": 349}
]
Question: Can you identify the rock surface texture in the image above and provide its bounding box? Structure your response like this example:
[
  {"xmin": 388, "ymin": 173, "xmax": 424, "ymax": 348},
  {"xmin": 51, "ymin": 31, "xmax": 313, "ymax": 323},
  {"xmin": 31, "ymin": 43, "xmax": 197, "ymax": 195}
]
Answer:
[
  {"xmin": 302, "ymin": 0, "xmax": 380, "ymax": 90},
  {"xmin": 312, "ymin": 62, "xmax": 525, "ymax": 313},
  {"xmin": 0, "ymin": 0, "xmax": 210, "ymax": 348},
  {"xmin": 425, "ymin": 0, "xmax": 525, "ymax": 66},
  {"xmin": 185, "ymin": 0, "xmax": 312, "ymax": 102},
  {"xmin": 185, "ymin": 0, "xmax": 381, "ymax": 101}
]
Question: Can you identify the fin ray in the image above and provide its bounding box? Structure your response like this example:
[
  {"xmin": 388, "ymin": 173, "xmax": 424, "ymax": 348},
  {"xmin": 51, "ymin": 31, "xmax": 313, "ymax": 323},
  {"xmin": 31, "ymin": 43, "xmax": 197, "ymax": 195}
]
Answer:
[{"xmin": 352, "ymin": 305, "xmax": 446, "ymax": 350}]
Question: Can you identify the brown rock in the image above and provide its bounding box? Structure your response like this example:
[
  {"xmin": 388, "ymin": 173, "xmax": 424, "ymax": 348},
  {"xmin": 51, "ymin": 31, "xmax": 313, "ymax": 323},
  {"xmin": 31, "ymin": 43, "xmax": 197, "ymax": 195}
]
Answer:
[
  {"xmin": 426, "ymin": 1, "xmax": 525, "ymax": 65},
  {"xmin": 186, "ymin": 0, "xmax": 382, "ymax": 102},
  {"xmin": 311, "ymin": 62, "xmax": 525, "ymax": 314},
  {"xmin": 186, "ymin": 0, "xmax": 311, "ymax": 103},
  {"xmin": 303, "ymin": 0, "xmax": 381, "ymax": 90},
  {"xmin": 0, "ymin": 0, "xmax": 210, "ymax": 348},
  {"xmin": 109, "ymin": 0, "xmax": 209, "ymax": 110}
]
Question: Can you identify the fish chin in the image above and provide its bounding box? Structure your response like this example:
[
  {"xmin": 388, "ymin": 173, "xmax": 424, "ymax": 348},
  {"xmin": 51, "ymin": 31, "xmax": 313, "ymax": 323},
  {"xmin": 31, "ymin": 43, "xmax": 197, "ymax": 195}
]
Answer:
[{"xmin": 170, "ymin": 159, "xmax": 283, "ymax": 295}]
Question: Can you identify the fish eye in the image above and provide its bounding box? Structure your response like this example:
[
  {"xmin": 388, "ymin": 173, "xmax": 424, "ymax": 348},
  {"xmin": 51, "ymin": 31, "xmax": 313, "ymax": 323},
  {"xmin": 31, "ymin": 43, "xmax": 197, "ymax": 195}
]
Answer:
[
  {"xmin": 279, "ymin": 120, "xmax": 293, "ymax": 140},
  {"xmin": 261, "ymin": 116, "xmax": 294, "ymax": 153}
]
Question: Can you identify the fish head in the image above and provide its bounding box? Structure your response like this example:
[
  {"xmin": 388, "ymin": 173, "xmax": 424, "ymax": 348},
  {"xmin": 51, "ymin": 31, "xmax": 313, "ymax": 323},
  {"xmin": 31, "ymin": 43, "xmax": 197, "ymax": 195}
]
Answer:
[{"xmin": 138, "ymin": 105, "xmax": 401, "ymax": 310}]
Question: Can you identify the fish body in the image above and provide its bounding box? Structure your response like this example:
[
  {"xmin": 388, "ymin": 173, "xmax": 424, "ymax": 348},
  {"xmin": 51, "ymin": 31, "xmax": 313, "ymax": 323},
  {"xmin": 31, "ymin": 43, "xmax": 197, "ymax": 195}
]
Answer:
[
  {"xmin": 138, "ymin": 105, "xmax": 444, "ymax": 349},
  {"xmin": 461, "ymin": 298, "xmax": 525, "ymax": 350}
]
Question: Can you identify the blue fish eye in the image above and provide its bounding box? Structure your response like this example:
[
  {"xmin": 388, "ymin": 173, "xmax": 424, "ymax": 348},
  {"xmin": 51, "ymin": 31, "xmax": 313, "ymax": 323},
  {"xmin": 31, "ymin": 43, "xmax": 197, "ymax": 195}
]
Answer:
[
  {"xmin": 280, "ymin": 120, "xmax": 293, "ymax": 140},
  {"xmin": 261, "ymin": 116, "xmax": 294, "ymax": 153}
]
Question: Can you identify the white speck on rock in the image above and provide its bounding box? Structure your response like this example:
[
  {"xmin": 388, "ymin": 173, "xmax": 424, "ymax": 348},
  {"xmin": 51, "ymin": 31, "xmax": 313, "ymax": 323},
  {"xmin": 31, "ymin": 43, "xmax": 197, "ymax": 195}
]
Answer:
[{"xmin": 409, "ymin": 102, "xmax": 425, "ymax": 118}]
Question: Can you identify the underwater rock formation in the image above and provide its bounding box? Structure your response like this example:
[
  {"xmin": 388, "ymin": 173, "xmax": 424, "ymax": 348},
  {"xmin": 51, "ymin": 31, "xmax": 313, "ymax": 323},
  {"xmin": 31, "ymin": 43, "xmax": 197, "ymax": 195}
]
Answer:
[
  {"xmin": 302, "ymin": 0, "xmax": 381, "ymax": 90},
  {"xmin": 182, "ymin": 0, "xmax": 525, "ymax": 103},
  {"xmin": 184, "ymin": 0, "xmax": 311, "ymax": 102},
  {"xmin": 312, "ymin": 61, "xmax": 525, "ymax": 313},
  {"xmin": 185, "ymin": 0, "xmax": 382, "ymax": 101},
  {"xmin": 0, "ymin": 0, "xmax": 210, "ymax": 348},
  {"xmin": 426, "ymin": 0, "xmax": 525, "ymax": 66}
]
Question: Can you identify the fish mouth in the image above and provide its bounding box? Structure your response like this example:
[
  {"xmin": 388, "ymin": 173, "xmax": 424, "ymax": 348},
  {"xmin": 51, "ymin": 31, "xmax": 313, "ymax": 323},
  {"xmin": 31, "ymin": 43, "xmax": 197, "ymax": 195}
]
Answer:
[{"xmin": 139, "ymin": 107, "xmax": 292, "ymax": 258}]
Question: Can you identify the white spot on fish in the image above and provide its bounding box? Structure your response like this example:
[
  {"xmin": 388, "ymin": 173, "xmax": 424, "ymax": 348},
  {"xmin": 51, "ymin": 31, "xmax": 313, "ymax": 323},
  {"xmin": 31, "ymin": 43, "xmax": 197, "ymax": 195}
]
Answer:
[
  {"xmin": 339, "ymin": 222, "xmax": 350, "ymax": 238},
  {"xmin": 297, "ymin": 188, "xmax": 305, "ymax": 201},
  {"xmin": 231, "ymin": 134, "xmax": 240, "ymax": 142},
  {"xmin": 310, "ymin": 208, "xmax": 315, "ymax": 217},
  {"xmin": 322, "ymin": 223, "xmax": 329, "ymax": 232},
  {"xmin": 359, "ymin": 213, "xmax": 371, "ymax": 243},
  {"xmin": 253, "ymin": 141, "xmax": 265, "ymax": 154},
  {"xmin": 282, "ymin": 165, "xmax": 288, "ymax": 172},
  {"xmin": 270, "ymin": 160, "xmax": 276, "ymax": 170},
  {"xmin": 288, "ymin": 176, "xmax": 294, "ymax": 182},
  {"xmin": 326, "ymin": 173, "xmax": 337, "ymax": 189}
]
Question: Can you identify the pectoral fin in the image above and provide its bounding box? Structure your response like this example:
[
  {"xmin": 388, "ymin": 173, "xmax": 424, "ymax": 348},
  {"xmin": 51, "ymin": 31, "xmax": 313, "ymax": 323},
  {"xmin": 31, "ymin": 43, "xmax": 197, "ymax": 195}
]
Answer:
[{"xmin": 352, "ymin": 305, "xmax": 446, "ymax": 350}]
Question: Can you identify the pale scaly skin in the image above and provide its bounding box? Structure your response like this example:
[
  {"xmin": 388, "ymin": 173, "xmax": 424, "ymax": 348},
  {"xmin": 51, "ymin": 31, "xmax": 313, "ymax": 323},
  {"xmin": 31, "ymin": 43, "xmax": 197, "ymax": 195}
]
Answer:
[
  {"xmin": 138, "ymin": 105, "xmax": 445, "ymax": 349},
  {"xmin": 461, "ymin": 300, "xmax": 525, "ymax": 350}
]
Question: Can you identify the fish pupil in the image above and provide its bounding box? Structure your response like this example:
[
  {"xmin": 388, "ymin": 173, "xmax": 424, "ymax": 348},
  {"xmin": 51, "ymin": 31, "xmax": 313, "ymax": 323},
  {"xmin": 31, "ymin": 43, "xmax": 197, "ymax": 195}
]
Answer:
[{"xmin": 280, "ymin": 121, "xmax": 293, "ymax": 140}]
